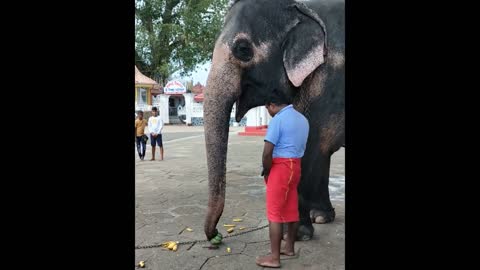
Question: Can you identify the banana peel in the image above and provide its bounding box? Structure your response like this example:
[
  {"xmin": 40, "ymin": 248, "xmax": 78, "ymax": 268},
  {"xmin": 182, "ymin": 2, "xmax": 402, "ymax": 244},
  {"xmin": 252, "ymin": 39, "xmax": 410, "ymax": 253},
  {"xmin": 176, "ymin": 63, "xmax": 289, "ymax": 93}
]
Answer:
[
  {"xmin": 138, "ymin": 261, "xmax": 145, "ymax": 268},
  {"xmin": 161, "ymin": 241, "xmax": 179, "ymax": 251}
]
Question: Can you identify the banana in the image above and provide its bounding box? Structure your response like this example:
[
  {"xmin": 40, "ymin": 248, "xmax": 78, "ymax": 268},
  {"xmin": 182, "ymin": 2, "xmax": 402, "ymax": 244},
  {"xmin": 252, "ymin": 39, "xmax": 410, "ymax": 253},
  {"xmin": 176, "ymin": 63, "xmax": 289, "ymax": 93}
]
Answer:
[
  {"xmin": 167, "ymin": 241, "xmax": 176, "ymax": 249},
  {"xmin": 239, "ymin": 227, "xmax": 246, "ymax": 230},
  {"xmin": 226, "ymin": 247, "xmax": 231, "ymax": 253},
  {"xmin": 233, "ymin": 218, "xmax": 243, "ymax": 222},
  {"xmin": 172, "ymin": 244, "xmax": 178, "ymax": 251},
  {"xmin": 186, "ymin": 228, "xmax": 193, "ymax": 232},
  {"xmin": 223, "ymin": 224, "xmax": 236, "ymax": 227},
  {"xmin": 227, "ymin": 227, "xmax": 234, "ymax": 233},
  {"xmin": 138, "ymin": 261, "xmax": 145, "ymax": 268}
]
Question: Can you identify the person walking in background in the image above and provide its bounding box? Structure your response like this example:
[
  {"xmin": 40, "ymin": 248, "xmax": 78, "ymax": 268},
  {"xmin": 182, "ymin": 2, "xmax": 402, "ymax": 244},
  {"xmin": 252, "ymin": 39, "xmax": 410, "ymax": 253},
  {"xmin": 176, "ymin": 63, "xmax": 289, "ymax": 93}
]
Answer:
[
  {"xmin": 135, "ymin": 110, "xmax": 148, "ymax": 160},
  {"xmin": 147, "ymin": 107, "xmax": 164, "ymax": 161}
]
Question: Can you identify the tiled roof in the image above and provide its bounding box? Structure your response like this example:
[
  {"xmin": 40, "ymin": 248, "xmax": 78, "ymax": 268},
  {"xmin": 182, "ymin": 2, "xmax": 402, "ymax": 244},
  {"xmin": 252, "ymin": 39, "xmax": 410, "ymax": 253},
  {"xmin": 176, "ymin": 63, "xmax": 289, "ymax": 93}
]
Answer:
[{"xmin": 135, "ymin": 66, "xmax": 158, "ymax": 85}]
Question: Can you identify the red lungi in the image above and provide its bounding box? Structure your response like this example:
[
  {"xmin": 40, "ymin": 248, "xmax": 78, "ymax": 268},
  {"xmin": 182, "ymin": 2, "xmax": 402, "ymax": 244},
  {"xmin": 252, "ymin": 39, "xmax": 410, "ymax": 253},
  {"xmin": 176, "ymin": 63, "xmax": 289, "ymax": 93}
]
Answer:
[{"xmin": 265, "ymin": 158, "xmax": 301, "ymax": 223}]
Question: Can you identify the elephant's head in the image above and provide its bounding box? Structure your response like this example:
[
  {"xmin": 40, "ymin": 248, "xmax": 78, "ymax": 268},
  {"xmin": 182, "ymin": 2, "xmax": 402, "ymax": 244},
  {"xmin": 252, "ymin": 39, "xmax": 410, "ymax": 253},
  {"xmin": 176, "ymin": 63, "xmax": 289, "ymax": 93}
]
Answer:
[{"xmin": 203, "ymin": 0, "xmax": 327, "ymax": 240}]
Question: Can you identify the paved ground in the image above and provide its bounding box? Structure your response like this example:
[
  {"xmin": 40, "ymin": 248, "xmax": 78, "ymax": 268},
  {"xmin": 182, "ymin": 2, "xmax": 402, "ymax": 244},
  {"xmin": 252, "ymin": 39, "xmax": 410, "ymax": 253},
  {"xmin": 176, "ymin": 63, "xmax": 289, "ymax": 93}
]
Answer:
[{"xmin": 135, "ymin": 125, "xmax": 345, "ymax": 269}]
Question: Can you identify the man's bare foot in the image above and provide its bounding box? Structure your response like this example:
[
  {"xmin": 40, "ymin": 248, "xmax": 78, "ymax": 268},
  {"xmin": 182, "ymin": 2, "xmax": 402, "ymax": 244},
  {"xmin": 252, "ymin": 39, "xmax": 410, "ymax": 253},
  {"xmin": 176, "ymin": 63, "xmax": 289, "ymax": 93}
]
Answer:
[
  {"xmin": 271, "ymin": 245, "xmax": 295, "ymax": 256},
  {"xmin": 150, "ymin": 158, "xmax": 155, "ymax": 161},
  {"xmin": 280, "ymin": 248, "xmax": 295, "ymax": 256},
  {"xmin": 255, "ymin": 255, "xmax": 280, "ymax": 268}
]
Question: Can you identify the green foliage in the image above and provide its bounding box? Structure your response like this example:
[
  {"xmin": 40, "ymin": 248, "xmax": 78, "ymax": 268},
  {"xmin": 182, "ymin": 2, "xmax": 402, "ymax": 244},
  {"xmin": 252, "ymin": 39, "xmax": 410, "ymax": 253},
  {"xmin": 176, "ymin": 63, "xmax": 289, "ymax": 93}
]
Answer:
[{"xmin": 135, "ymin": 0, "xmax": 229, "ymax": 85}]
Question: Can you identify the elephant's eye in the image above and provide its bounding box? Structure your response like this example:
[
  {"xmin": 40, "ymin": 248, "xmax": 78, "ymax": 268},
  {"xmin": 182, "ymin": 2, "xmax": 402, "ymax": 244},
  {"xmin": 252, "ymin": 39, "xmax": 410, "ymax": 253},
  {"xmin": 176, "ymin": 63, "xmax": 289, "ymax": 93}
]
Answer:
[{"xmin": 232, "ymin": 39, "xmax": 253, "ymax": 62}]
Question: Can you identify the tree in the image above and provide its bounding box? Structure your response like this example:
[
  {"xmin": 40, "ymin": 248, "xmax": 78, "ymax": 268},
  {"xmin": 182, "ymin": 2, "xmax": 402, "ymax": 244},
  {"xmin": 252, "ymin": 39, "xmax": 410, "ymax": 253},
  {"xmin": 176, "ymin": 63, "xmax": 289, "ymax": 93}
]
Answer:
[{"xmin": 135, "ymin": 0, "xmax": 229, "ymax": 85}]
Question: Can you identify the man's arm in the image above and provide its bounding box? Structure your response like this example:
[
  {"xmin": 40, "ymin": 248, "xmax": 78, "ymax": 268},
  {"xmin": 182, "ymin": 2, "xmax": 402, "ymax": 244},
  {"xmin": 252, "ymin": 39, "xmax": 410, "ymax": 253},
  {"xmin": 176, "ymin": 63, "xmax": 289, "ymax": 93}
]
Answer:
[
  {"xmin": 262, "ymin": 141, "xmax": 275, "ymax": 181},
  {"xmin": 158, "ymin": 118, "xmax": 163, "ymax": 134}
]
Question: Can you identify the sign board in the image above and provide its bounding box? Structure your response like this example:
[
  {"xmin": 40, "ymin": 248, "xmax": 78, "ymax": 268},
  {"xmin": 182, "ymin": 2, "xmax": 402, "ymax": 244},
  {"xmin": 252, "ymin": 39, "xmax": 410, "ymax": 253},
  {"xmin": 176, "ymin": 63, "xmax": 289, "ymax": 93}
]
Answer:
[{"xmin": 164, "ymin": 80, "xmax": 186, "ymax": 94}]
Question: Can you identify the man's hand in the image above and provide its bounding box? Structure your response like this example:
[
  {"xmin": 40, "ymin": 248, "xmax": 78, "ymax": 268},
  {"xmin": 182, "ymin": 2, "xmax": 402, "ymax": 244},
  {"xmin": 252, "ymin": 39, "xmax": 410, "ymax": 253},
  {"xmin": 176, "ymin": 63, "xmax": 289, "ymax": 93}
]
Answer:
[
  {"xmin": 262, "ymin": 141, "xmax": 274, "ymax": 184},
  {"xmin": 261, "ymin": 168, "xmax": 269, "ymax": 183}
]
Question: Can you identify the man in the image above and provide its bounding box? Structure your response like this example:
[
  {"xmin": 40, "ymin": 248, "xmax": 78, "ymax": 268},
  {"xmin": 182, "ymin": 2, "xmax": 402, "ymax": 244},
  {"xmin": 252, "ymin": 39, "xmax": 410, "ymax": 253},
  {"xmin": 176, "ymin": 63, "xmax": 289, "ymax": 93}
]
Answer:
[
  {"xmin": 256, "ymin": 89, "xmax": 309, "ymax": 268},
  {"xmin": 147, "ymin": 107, "xmax": 164, "ymax": 161},
  {"xmin": 135, "ymin": 111, "xmax": 148, "ymax": 160}
]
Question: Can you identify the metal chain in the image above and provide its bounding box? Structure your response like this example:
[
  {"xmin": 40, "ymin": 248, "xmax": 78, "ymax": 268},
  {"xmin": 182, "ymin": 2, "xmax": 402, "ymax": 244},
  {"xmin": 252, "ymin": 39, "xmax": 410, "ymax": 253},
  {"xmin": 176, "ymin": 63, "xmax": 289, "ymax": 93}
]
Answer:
[
  {"xmin": 134, "ymin": 224, "xmax": 269, "ymax": 250},
  {"xmin": 223, "ymin": 224, "xmax": 269, "ymax": 239}
]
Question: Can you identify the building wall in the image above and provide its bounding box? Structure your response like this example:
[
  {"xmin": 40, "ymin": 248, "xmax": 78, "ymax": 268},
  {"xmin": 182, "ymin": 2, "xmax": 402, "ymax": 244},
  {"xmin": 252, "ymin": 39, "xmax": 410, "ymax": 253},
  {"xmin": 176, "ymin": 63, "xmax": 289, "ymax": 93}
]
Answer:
[{"xmin": 137, "ymin": 94, "xmax": 249, "ymax": 126}]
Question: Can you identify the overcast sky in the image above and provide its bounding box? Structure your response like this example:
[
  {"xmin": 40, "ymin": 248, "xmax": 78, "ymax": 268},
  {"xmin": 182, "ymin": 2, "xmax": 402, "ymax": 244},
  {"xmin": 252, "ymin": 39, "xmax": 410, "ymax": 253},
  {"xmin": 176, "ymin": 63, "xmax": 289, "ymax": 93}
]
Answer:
[{"xmin": 171, "ymin": 61, "xmax": 211, "ymax": 86}]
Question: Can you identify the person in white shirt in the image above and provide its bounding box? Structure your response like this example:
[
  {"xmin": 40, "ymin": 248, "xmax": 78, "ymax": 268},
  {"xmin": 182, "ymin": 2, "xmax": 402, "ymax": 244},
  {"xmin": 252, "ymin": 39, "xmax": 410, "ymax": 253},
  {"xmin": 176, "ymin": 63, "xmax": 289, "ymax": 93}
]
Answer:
[{"xmin": 147, "ymin": 107, "xmax": 164, "ymax": 161}]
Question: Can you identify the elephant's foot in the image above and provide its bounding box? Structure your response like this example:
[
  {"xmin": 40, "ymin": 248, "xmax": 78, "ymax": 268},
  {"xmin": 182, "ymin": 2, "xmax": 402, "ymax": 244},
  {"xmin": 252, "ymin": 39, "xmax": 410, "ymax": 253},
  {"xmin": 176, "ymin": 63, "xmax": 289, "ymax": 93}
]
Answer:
[
  {"xmin": 297, "ymin": 224, "xmax": 314, "ymax": 241},
  {"xmin": 310, "ymin": 208, "xmax": 336, "ymax": 224},
  {"xmin": 281, "ymin": 223, "xmax": 314, "ymax": 241}
]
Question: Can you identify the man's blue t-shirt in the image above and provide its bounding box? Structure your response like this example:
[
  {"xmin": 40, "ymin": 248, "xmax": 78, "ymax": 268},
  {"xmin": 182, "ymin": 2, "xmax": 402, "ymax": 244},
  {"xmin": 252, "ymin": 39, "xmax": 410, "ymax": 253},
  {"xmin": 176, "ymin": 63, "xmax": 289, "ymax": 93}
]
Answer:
[{"xmin": 264, "ymin": 105, "xmax": 310, "ymax": 158}]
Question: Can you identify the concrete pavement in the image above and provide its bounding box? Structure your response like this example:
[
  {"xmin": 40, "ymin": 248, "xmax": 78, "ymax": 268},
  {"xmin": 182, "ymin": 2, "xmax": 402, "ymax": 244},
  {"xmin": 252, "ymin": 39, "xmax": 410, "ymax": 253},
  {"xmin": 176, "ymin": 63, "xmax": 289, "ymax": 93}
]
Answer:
[{"xmin": 135, "ymin": 125, "xmax": 345, "ymax": 269}]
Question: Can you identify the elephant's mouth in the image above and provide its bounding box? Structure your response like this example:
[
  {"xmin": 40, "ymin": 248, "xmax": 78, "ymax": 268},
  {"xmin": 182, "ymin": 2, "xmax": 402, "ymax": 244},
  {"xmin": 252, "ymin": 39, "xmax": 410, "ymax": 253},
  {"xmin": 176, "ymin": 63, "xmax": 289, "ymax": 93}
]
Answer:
[
  {"xmin": 234, "ymin": 98, "xmax": 242, "ymax": 122},
  {"xmin": 235, "ymin": 97, "xmax": 249, "ymax": 122}
]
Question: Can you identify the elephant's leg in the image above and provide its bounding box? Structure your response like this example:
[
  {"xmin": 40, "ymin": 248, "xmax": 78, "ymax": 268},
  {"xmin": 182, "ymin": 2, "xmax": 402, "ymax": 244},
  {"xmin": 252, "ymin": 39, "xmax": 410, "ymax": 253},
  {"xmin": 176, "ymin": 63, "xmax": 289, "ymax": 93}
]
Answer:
[
  {"xmin": 309, "ymin": 152, "xmax": 336, "ymax": 224},
  {"xmin": 305, "ymin": 101, "xmax": 344, "ymax": 224},
  {"xmin": 295, "ymin": 108, "xmax": 344, "ymax": 238},
  {"xmin": 282, "ymin": 181, "xmax": 315, "ymax": 241},
  {"xmin": 285, "ymin": 143, "xmax": 317, "ymax": 241},
  {"xmin": 309, "ymin": 127, "xmax": 344, "ymax": 224},
  {"xmin": 295, "ymin": 152, "xmax": 333, "ymax": 240},
  {"xmin": 280, "ymin": 160, "xmax": 315, "ymax": 241},
  {"xmin": 297, "ymin": 188, "xmax": 315, "ymax": 241}
]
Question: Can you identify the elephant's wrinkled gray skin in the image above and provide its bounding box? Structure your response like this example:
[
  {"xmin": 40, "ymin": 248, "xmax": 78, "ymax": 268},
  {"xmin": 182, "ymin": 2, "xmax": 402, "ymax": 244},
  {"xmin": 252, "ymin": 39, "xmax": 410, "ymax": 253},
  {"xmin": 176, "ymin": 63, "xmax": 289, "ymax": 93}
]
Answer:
[{"xmin": 204, "ymin": 0, "xmax": 344, "ymax": 241}]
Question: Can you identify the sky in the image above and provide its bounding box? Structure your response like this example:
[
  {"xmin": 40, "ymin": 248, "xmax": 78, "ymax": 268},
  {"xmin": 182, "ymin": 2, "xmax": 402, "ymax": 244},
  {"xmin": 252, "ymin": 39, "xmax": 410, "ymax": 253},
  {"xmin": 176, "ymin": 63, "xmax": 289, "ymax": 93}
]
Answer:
[{"xmin": 171, "ymin": 61, "xmax": 211, "ymax": 86}]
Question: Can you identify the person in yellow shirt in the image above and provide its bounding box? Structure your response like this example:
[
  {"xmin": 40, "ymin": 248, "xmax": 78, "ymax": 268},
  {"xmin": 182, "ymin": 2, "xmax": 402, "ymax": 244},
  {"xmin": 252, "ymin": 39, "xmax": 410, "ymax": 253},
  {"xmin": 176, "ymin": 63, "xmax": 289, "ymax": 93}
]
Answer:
[{"xmin": 135, "ymin": 111, "xmax": 148, "ymax": 160}]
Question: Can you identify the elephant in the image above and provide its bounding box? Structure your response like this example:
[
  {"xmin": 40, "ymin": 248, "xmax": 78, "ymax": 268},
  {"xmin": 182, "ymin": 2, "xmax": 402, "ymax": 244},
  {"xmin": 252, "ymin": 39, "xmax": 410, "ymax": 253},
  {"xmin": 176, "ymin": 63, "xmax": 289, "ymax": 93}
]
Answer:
[{"xmin": 203, "ymin": 0, "xmax": 344, "ymax": 241}]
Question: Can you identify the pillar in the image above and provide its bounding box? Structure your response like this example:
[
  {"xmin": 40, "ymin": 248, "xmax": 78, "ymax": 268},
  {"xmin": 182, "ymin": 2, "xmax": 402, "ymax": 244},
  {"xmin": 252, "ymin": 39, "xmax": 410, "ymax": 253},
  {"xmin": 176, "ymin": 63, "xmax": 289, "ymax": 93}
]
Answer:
[
  {"xmin": 159, "ymin": 94, "xmax": 170, "ymax": 124},
  {"xmin": 183, "ymin": 93, "xmax": 194, "ymax": 125}
]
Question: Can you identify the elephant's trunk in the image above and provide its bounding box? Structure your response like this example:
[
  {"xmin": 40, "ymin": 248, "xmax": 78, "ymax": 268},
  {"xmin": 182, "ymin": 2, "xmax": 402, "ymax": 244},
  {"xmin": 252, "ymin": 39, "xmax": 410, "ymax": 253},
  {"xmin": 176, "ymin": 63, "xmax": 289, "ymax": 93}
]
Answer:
[
  {"xmin": 203, "ymin": 41, "xmax": 241, "ymax": 240},
  {"xmin": 203, "ymin": 98, "xmax": 230, "ymax": 240}
]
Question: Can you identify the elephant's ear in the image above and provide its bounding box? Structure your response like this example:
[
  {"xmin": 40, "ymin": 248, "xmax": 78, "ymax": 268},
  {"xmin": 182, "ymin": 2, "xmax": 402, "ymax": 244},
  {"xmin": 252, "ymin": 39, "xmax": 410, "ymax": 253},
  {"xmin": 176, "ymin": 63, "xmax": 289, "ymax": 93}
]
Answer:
[{"xmin": 283, "ymin": 4, "xmax": 328, "ymax": 87}]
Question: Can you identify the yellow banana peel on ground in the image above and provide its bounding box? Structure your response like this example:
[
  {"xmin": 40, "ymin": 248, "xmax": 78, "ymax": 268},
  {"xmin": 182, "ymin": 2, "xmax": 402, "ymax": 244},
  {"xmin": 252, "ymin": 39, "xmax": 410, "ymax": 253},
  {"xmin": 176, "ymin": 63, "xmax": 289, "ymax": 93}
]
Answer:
[{"xmin": 161, "ymin": 241, "xmax": 179, "ymax": 251}]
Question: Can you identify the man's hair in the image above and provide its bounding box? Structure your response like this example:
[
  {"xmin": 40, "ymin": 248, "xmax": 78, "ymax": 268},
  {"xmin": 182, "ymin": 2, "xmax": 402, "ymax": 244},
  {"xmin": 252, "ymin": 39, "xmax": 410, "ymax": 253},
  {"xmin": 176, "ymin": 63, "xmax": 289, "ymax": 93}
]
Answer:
[
  {"xmin": 137, "ymin": 110, "xmax": 143, "ymax": 114},
  {"xmin": 151, "ymin": 107, "xmax": 158, "ymax": 112},
  {"xmin": 266, "ymin": 89, "xmax": 290, "ymax": 106}
]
